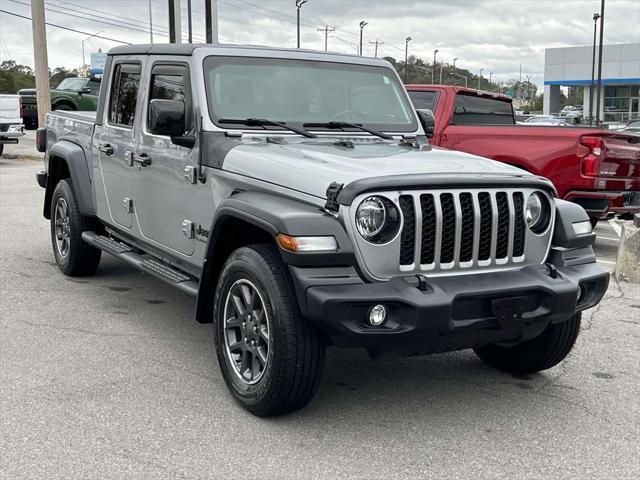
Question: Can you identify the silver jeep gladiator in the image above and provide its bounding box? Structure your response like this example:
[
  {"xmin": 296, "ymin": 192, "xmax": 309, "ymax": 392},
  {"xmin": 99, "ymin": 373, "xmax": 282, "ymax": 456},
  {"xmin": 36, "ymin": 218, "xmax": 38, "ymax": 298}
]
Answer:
[{"xmin": 36, "ymin": 44, "xmax": 608, "ymax": 416}]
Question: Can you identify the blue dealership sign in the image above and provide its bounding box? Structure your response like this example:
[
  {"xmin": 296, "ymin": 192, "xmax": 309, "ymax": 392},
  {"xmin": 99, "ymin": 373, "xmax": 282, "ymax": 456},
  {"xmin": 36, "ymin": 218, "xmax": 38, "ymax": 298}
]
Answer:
[{"xmin": 90, "ymin": 52, "xmax": 107, "ymax": 76}]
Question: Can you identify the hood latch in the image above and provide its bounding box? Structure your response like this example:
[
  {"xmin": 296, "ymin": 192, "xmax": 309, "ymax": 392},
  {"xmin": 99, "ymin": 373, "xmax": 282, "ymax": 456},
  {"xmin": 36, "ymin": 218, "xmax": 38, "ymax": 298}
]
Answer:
[{"xmin": 325, "ymin": 182, "xmax": 344, "ymax": 212}]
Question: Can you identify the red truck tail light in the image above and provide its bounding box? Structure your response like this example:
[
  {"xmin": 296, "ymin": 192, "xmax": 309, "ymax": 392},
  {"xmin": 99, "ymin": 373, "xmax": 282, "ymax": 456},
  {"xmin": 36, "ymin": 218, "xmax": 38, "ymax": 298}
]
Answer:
[{"xmin": 580, "ymin": 135, "xmax": 604, "ymax": 177}]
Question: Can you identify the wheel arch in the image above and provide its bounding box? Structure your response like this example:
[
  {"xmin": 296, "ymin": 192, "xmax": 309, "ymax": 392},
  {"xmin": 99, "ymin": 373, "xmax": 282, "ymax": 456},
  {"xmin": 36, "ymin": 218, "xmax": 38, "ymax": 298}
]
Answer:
[
  {"xmin": 195, "ymin": 210, "xmax": 277, "ymax": 324},
  {"xmin": 44, "ymin": 141, "xmax": 95, "ymax": 219},
  {"xmin": 51, "ymin": 99, "xmax": 76, "ymax": 110}
]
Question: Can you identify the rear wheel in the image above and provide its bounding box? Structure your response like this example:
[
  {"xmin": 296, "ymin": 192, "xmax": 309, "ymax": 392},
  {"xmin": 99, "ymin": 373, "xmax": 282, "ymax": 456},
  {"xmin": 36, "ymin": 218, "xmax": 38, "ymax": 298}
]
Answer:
[
  {"xmin": 50, "ymin": 179, "xmax": 101, "ymax": 276},
  {"xmin": 0, "ymin": 144, "xmax": 4, "ymax": 157},
  {"xmin": 474, "ymin": 314, "xmax": 581, "ymax": 374},
  {"xmin": 213, "ymin": 244, "xmax": 325, "ymax": 416},
  {"xmin": 53, "ymin": 103, "xmax": 73, "ymax": 111}
]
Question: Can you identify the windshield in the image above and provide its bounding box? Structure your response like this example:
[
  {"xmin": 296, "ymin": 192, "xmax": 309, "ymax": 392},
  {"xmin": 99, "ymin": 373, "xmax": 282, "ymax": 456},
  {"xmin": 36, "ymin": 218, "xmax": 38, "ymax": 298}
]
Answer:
[
  {"xmin": 56, "ymin": 78, "xmax": 89, "ymax": 91},
  {"xmin": 203, "ymin": 56, "xmax": 417, "ymax": 133}
]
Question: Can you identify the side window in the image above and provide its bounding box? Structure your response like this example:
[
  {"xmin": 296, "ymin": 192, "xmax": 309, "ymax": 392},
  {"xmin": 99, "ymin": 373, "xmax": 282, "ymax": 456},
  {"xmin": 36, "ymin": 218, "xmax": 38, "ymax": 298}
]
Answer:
[
  {"xmin": 87, "ymin": 79, "xmax": 101, "ymax": 96},
  {"xmin": 148, "ymin": 65, "xmax": 191, "ymax": 132},
  {"xmin": 108, "ymin": 63, "xmax": 141, "ymax": 128},
  {"xmin": 408, "ymin": 90, "xmax": 440, "ymax": 112}
]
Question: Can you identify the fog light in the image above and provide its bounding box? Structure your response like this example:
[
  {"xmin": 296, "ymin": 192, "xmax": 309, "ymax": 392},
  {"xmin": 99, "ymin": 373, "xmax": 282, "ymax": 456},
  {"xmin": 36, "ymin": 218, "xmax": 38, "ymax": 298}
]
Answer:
[{"xmin": 368, "ymin": 304, "xmax": 387, "ymax": 326}]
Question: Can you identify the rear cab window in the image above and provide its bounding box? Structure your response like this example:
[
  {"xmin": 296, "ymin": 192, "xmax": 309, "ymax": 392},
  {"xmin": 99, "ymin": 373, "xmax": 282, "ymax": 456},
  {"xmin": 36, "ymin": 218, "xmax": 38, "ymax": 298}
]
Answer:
[
  {"xmin": 108, "ymin": 63, "xmax": 141, "ymax": 128},
  {"xmin": 452, "ymin": 94, "xmax": 515, "ymax": 125},
  {"xmin": 407, "ymin": 90, "xmax": 440, "ymax": 112}
]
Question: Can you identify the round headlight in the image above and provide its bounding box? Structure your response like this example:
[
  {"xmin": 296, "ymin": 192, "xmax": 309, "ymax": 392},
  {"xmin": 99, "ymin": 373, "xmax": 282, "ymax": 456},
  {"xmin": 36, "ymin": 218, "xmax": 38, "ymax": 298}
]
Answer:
[
  {"xmin": 355, "ymin": 196, "xmax": 401, "ymax": 243},
  {"xmin": 525, "ymin": 192, "xmax": 550, "ymax": 233},
  {"xmin": 356, "ymin": 197, "xmax": 386, "ymax": 238}
]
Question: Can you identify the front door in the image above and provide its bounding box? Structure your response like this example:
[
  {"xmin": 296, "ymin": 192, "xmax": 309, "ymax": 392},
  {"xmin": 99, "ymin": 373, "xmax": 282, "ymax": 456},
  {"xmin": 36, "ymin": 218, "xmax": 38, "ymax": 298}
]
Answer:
[
  {"xmin": 132, "ymin": 62, "xmax": 198, "ymax": 256},
  {"xmin": 94, "ymin": 62, "xmax": 142, "ymax": 229}
]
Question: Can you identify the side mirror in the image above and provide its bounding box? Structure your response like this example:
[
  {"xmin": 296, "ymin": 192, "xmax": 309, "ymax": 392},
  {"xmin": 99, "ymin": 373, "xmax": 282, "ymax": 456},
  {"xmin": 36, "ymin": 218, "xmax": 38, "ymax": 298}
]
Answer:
[
  {"xmin": 80, "ymin": 87, "xmax": 91, "ymax": 94},
  {"xmin": 149, "ymin": 99, "xmax": 186, "ymax": 137},
  {"xmin": 416, "ymin": 109, "xmax": 435, "ymax": 138}
]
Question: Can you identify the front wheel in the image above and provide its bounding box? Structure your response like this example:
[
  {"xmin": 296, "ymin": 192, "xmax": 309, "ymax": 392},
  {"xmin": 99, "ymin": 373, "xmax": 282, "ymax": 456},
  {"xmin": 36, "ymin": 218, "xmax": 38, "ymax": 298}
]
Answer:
[
  {"xmin": 474, "ymin": 314, "xmax": 581, "ymax": 374},
  {"xmin": 50, "ymin": 179, "xmax": 101, "ymax": 276},
  {"xmin": 213, "ymin": 244, "xmax": 325, "ymax": 416}
]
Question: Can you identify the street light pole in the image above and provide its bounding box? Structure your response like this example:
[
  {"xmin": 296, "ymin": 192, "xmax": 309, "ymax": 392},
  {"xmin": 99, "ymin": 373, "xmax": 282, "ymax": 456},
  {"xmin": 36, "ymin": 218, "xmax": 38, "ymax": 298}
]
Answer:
[
  {"xmin": 296, "ymin": 0, "xmax": 307, "ymax": 49},
  {"xmin": 432, "ymin": 49, "xmax": 438, "ymax": 84},
  {"xmin": 452, "ymin": 57, "xmax": 458, "ymax": 71},
  {"xmin": 82, "ymin": 31, "xmax": 102, "ymax": 68},
  {"xmin": 404, "ymin": 36, "xmax": 412, "ymax": 83},
  {"xmin": 589, "ymin": 12, "xmax": 601, "ymax": 125},
  {"xmin": 478, "ymin": 68, "xmax": 484, "ymax": 89},
  {"xmin": 148, "ymin": 0, "xmax": 153, "ymax": 42},
  {"xmin": 359, "ymin": 21, "xmax": 368, "ymax": 55},
  {"xmin": 595, "ymin": 0, "xmax": 605, "ymax": 126}
]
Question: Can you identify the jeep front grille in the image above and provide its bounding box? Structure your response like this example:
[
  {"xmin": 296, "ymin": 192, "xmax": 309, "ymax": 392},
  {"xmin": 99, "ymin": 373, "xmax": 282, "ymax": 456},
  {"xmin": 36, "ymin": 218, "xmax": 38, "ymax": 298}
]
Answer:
[{"xmin": 399, "ymin": 190, "xmax": 528, "ymax": 270}]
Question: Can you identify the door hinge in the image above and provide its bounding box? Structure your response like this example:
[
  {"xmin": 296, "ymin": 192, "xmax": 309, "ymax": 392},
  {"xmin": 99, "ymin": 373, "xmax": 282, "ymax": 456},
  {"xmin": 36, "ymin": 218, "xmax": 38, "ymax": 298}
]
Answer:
[
  {"xmin": 122, "ymin": 197, "xmax": 133, "ymax": 213},
  {"xmin": 181, "ymin": 219, "xmax": 194, "ymax": 239},
  {"xmin": 184, "ymin": 165, "xmax": 198, "ymax": 184}
]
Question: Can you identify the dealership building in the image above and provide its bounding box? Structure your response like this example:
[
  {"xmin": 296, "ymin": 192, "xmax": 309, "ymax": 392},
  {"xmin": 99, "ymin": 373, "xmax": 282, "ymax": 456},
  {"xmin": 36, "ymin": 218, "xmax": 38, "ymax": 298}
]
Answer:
[{"xmin": 543, "ymin": 42, "xmax": 640, "ymax": 123}]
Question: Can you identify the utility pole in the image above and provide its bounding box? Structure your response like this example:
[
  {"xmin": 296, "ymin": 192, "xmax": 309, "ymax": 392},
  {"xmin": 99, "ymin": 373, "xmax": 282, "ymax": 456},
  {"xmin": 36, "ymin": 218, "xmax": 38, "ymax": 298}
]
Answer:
[
  {"xmin": 478, "ymin": 68, "xmax": 484, "ymax": 89},
  {"xmin": 439, "ymin": 63, "xmax": 445, "ymax": 84},
  {"xmin": 432, "ymin": 49, "xmax": 438, "ymax": 84},
  {"xmin": 595, "ymin": 0, "xmax": 605, "ymax": 126},
  {"xmin": 589, "ymin": 12, "xmax": 601, "ymax": 125},
  {"xmin": 369, "ymin": 38, "xmax": 384, "ymax": 58},
  {"xmin": 187, "ymin": 0, "xmax": 193, "ymax": 43},
  {"xmin": 205, "ymin": 0, "xmax": 219, "ymax": 44},
  {"xmin": 489, "ymin": 72, "xmax": 493, "ymax": 89},
  {"xmin": 168, "ymin": 0, "xmax": 182, "ymax": 43},
  {"xmin": 317, "ymin": 25, "xmax": 335, "ymax": 51},
  {"xmin": 296, "ymin": 1, "xmax": 307, "ymax": 49},
  {"xmin": 148, "ymin": 0, "xmax": 154, "ymax": 42},
  {"xmin": 30, "ymin": 0, "xmax": 51, "ymax": 128},
  {"xmin": 452, "ymin": 57, "xmax": 458, "ymax": 71},
  {"xmin": 404, "ymin": 36, "xmax": 412, "ymax": 83},
  {"xmin": 359, "ymin": 21, "xmax": 368, "ymax": 55}
]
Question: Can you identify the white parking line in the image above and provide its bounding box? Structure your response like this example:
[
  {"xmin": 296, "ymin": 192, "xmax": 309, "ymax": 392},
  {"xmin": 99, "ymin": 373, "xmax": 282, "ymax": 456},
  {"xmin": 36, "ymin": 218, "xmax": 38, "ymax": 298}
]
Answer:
[
  {"xmin": 608, "ymin": 219, "xmax": 622, "ymax": 237},
  {"xmin": 596, "ymin": 236, "xmax": 621, "ymax": 242}
]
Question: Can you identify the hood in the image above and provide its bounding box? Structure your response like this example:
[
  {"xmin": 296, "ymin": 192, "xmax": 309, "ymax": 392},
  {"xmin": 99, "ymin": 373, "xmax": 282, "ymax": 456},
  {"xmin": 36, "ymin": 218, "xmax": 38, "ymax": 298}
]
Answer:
[{"xmin": 222, "ymin": 139, "xmax": 533, "ymax": 199}]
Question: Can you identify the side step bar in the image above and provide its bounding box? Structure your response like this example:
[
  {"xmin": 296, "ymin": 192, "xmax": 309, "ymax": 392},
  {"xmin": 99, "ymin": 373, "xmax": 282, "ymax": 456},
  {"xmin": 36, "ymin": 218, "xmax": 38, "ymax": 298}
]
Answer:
[{"xmin": 82, "ymin": 231, "xmax": 198, "ymax": 297}]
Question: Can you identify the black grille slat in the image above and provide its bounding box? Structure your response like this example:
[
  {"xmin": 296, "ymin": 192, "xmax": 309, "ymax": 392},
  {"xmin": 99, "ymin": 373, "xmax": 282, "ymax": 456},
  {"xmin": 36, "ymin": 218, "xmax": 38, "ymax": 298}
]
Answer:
[
  {"xmin": 398, "ymin": 195, "xmax": 415, "ymax": 265},
  {"xmin": 513, "ymin": 193, "xmax": 526, "ymax": 257},
  {"xmin": 440, "ymin": 194, "xmax": 456, "ymax": 264},
  {"xmin": 478, "ymin": 192, "xmax": 492, "ymax": 261},
  {"xmin": 459, "ymin": 193, "xmax": 474, "ymax": 263},
  {"xmin": 420, "ymin": 194, "xmax": 436, "ymax": 264},
  {"xmin": 496, "ymin": 192, "xmax": 510, "ymax": 259}
]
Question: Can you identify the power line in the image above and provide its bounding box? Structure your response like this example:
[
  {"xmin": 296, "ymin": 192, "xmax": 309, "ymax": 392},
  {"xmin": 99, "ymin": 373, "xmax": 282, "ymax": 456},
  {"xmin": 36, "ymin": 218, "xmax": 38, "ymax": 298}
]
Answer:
[{"xmin": 0, "ymin": 9, "xmax": 131, "ymax": 44}]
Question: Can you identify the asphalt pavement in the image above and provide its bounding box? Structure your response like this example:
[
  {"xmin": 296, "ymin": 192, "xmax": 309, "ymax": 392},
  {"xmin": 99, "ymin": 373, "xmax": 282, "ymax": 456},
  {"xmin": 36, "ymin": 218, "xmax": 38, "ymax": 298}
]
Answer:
[{"xmin": 1, "ymin": 158, "xmax": 639, "ymax": 479}]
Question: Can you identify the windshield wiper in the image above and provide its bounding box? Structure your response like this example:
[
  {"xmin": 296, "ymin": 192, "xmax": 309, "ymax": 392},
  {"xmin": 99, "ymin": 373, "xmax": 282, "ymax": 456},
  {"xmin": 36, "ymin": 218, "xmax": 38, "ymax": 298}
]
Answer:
[
  {"xmin": 303, "ymin": 121, "xmax": 394, "ymax": 140},
  {"xmin": 218, "ymin": 118, "xmax": 317, "ymax": 138}
]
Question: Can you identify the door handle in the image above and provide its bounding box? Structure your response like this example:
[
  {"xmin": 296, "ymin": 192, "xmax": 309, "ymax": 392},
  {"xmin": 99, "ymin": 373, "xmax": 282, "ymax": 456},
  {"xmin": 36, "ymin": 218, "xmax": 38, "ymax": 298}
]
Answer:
[
  {"xmin": 98, "ymin": 143, "xmax": 113, "ymax": 155},
  {"xmin": 132, "ymin": 153, "xmax": 152, "ymax": 167}
]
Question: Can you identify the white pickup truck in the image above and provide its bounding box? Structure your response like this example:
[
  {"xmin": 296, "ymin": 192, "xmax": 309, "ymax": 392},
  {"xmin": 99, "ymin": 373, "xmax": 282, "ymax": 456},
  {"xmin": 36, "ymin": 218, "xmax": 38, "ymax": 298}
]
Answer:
[{"xmin": 0, "ymin": 94, "xmax": 25, "ymax": 156}]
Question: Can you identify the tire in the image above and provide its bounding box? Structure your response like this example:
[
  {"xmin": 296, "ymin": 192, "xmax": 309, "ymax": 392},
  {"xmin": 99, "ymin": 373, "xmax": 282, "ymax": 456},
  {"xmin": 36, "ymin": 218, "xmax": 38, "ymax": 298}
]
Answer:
[
  {"xmin": 53, "ymin": 103, "xmax": 73, "ymax": 111},
  {"xmin": 473, "ymin": 314, "xmax": 581, "ymax": 375},
  {"xmin": 590, "ymin": 217, "xmax": 599, "ymax": 229},
  {"xmin": 213, "ymin": 244, "xmax": 325, "ymax": 416},
  {"xmin": 0, "ymin": 144, "xmax": 4, "ymax": 157},
  {"xmin": 50, "ymin": 178, "xmax": 101, "ymax": 276}
]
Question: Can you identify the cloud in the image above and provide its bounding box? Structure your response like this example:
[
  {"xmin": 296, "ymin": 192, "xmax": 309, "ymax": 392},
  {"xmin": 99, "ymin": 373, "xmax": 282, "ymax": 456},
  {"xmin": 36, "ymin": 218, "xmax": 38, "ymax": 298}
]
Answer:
[{"xmin": 0, "ymin": 0, "xmax": 638, "ymax": 88}]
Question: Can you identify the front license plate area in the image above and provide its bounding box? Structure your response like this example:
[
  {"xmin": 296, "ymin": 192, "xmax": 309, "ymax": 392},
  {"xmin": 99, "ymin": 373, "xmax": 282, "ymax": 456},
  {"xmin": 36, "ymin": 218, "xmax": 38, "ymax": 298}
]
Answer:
[{"xmin": 491, "ymin": 296, "xmax": 527, "ymax": 329}]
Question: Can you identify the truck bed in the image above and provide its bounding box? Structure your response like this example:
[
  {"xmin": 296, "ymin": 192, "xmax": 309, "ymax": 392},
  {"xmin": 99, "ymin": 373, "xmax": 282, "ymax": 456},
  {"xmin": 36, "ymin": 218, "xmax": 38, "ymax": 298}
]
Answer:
[{"xmin": 44, "ymin": 111, "xmax": 97, "ymax": 170}]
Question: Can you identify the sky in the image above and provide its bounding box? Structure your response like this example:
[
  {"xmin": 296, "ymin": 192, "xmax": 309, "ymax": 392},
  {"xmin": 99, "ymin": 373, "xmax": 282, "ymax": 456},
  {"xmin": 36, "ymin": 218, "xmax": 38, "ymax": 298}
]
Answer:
[{"xmin": 0, "ymin": 0, "xmax": 639, "ymax": 87}]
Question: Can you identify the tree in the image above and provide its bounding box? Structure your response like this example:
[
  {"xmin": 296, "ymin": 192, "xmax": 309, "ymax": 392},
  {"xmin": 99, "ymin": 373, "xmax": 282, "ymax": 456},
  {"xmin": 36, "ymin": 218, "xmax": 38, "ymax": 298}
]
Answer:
[{"xmin": 0, "ymin": 60, "xmax": 35, "ymax": 93}]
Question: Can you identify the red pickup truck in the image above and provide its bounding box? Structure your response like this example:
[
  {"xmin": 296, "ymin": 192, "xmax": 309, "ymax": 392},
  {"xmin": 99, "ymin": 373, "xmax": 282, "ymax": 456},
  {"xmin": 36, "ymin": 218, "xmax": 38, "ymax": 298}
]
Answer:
[{"xmin": 406, "ymin": 85, "xmax": 640, "ymax": 225}]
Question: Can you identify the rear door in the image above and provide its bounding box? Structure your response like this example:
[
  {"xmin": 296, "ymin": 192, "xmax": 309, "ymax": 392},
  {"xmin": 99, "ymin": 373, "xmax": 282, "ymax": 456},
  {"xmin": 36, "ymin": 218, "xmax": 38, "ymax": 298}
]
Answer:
[
  {"xmin": 132, "ymin": 61, "xmax": 198, "ymax": 256},
  {"xmin": 93, "ymin": 62, "xmax": 141, "ymax": 229}
]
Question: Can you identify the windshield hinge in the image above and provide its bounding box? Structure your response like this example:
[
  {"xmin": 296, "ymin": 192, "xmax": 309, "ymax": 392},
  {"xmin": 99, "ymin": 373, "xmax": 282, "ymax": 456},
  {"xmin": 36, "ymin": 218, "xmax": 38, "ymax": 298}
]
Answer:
[
  {"xmin": 325, "ymin": 182, "xmax": 344, "ymax": 212},
  {"xmin": 399, "ymin": 137, "xmax": 420, "ymax": 149}
]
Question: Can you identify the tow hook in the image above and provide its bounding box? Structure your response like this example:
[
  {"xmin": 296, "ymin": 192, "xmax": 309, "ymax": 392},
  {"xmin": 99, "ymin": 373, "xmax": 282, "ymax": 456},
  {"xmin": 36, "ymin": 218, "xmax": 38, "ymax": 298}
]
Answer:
[{"xmin": 546, "ymin": 263, "xmax": 559, "ymax": 279}]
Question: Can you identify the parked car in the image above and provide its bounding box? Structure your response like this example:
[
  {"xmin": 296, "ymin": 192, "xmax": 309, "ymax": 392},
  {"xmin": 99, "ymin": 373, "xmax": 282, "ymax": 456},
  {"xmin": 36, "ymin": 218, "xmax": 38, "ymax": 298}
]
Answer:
[
  {"xmin": 617, "ymin": 120, "xmax": 640, "ymax": 133},
  {"xmin": 406, "ymin": 85, "xmax": 640, "ymax": 225},
  {"xmin": 0, "ymin": 94, "xmax": 25, "ymax": 156},
  {"xmin": 560, "ymin": 105, "xmax": 584, "ymax": 122},
  {"xmin": 18, "ymin": 77, "xmax": 102, "ymax": 129},
  {"xmin": 36, "ymin": 45, "xmax": 608, "ymax": 416},
  {"xmin": 524, "ymin": 115, "xmax": 572, "ymax": 126}
]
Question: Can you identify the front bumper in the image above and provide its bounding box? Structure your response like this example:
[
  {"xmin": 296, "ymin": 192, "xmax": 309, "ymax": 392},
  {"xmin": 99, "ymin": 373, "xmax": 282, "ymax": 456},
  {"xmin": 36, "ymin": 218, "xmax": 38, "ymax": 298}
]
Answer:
[
  {"xmin": 565, "ymin": 190, "xmax": 640, "ymax": 218},
  {"xmin": 302, "ymin": 262, "xmax": 608, "ymax": 359}
]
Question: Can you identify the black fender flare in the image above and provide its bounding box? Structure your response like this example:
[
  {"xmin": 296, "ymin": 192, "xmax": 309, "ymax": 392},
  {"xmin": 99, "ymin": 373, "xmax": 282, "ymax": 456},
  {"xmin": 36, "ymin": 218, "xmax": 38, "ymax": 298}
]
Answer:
[
  {"xmin": 44, "ymin": 141, "xmax": 95, "ymax": 219},
  {"xmin": 194, "ymin": 191, "xmax": 355, "ymax": 323}
]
